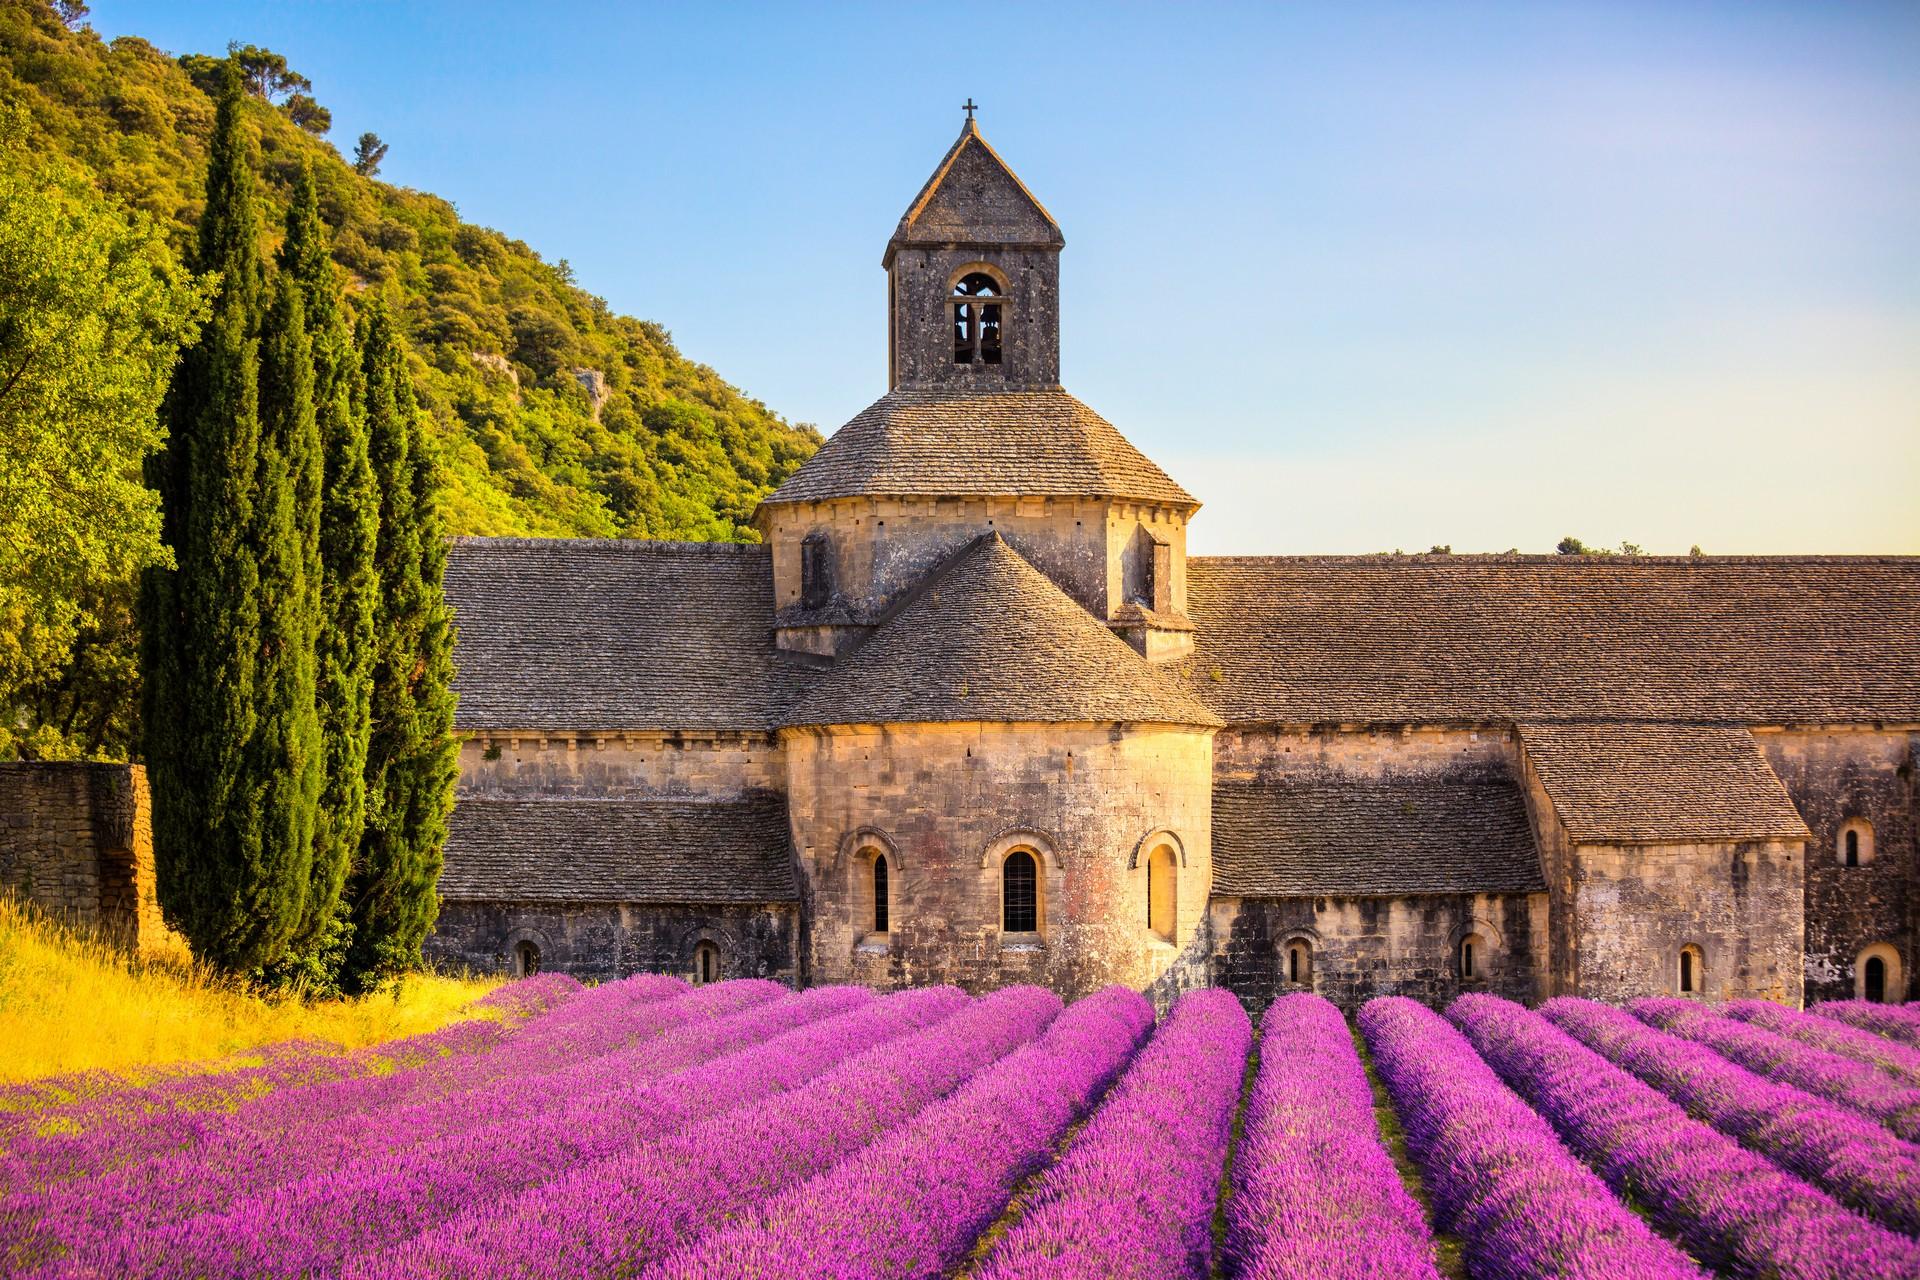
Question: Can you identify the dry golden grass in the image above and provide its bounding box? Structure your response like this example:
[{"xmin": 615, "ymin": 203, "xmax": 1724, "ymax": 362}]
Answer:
[{"xmin": 0, "ymin": 895, "xmax": 503, "ymax": 1086}]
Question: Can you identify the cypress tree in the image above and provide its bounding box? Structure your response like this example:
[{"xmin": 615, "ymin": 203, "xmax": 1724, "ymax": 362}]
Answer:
[
  {"xmin": 341, "ymin": 304, "xmax": 458, "ymax": 993},
  {"xmin": 250, "ymin": 263, "xmax": 325, "ymax": 980},
  {"xmin": 141, "ymin": 59, "xmax": 309, "ymax": 971},
  {"xmin": 275, "ymin": 164, "xmax": 376, "ymax": 984}
]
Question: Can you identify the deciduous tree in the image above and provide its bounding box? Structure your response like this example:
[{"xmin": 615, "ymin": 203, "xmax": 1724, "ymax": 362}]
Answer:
[{"xmin": 0, "ymin": 102, "xmax": 210, "ymax": 759}]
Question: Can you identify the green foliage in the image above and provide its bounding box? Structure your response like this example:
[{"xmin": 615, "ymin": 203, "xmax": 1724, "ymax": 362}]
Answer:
[
  {"xmin": 342, "ymin": 303, "xmax": 458, "ymax": 994},
  {"xmin": 350, "ymin": 131, "xmax": 385, "ymax": 178},
  {"xmin": 285, "ymin": 93, "xmax": 329, "ymax": 136},
  {"xmin": 282, "ymin": 163, "xmax": 377, "ymax": 982},
  {"xmin": 252, "ymin": 257, "xmax": 325, "ymax": 983},
  {"xmin": 1556, "ymin": 536, "xmax": 1646, "ymax": 557},
  {"xmin": 0, "ymin": 100, "xmax": 212, "ymax": 760},
  {"xmin": 0, "ymin": 1, "xmax": 818, "ymax": 549},
  {"xmin": 141, "ymin": 59, "xmax": 314, "ymax": 973}
]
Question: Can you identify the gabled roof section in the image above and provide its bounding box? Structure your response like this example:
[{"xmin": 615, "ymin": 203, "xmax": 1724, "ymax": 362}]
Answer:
[
  {"xmin": 441, "ymin": 796, "xmax": 797, "ymax": 903},
  {"xmin": 445, "ymin": 538, "xmax": 790, "ymax": 733},
  {"xmin": 1213, "ymin": 770, "xmax": 1544, "ymax": 897},
  {"xmin": 1184, "ymin": 555, "xmax": 1920, "ymax": 727},
  {"xmin": 781, "ymin": 535, "xmax": 1223, "ymax": 730},
  {"xmin": 1518, "ymin": 721, "xmax": 1810, "ymax": 845},
  {"xmin": 762, "ymin": 386, "xmax": 1197, "ymax": 508},
  {"xmin": 885, "ymin": 119, "xmax": 1063, "ymax": 267}
]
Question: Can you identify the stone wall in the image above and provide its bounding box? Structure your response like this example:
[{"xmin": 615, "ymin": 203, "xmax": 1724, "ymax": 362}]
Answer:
[
  {"xmin": 1562, "ymin": 839, "xmax": 1804, "ymax": 1003},
  {"xmin": 426, "ymin": 899, "xmax": 799, "ymax": 984},
  {"xmin": 1209, "ymin": 892, "xmax": 1547, "ymax": 1012},
  {"xmin": 457, "ymin": 731, "xmax": 782, "ymax": 800},
  {"xmin": 1759, "ymin": 728, "xmax": 1915, "ymax": 1003},
  {"xmin": 763, "ymin": 495, "xmax": 1190, "ymax": 656},
  {"xmin": 1214, "ymin": 724, "xmax": 1513, "ymax": 779},
  {"xmin": 888, "ymin": 245, "xmax": 1060, "ymax": 389},
  {"xmin": 784, "ymin": 720, "xmax": 1215, "ymax": 999},
  {"xmin": 0, "ymin": 762, "xmax": 172, "ymax": 950}
]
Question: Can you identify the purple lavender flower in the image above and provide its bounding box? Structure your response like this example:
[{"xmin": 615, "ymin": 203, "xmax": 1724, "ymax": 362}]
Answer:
[
  {"xmin": 1727, "ymin": 1000, "xmax": 1920, "ymax": 1087},
  {"xmin": 971, "ymin": 988, "xmax": 1250, "ymax": 1280},
  {"xmin": 1452, "ymin": 993, "xmax": 1920, "ymax": 1279},
  {"xmin": 1358, "ymin": 996, "xmax": 1706, "ymax": 1280},
  {"xmin": 351, "ymin": 985, "xmax": 1064, "ymax": 1279},
  {"xmin": 1224, "ymin": 993, "xmax": 1441, "ymax": 1280},
  {"xmin": 1810, "ymin": 1001, "xmax": 1920, "ymax": 1052},
  {"xmin": 641, "ymin": 985, "xmax": 1155, "ymax": 1280},
  {"xmin": 1633, "ymin": 998, "xmax": 1920, "ymax": 1141},
  {"xmin": 1544, "ymin": 997, "xmax": 1920, "ymax": 1238},
  {"xmin": 96, "ymin": 984, "xmax": 899, "ymax": 1279},
  {"xmin": 2, "ymin": 973, "xmax": 715, "ymax": 1269}
]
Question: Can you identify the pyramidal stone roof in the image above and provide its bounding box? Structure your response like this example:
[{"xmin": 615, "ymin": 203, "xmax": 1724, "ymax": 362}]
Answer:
[
  {"xmin": 782, "ymin": 534, "xmax": 1223, "ymax": 729},
  {"xmin": 885, "ymin": 118, "xmax": 1063, "ymax": 265},
  {"xmin": 762, "ymin": 386, "xmax": 1197, "ymax": 508}
]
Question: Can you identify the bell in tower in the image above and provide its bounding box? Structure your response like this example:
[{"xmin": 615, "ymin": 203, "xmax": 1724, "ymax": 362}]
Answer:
[{"xmin": 884, "ymin": 110, "xmax": 1065, "ymax": 389}]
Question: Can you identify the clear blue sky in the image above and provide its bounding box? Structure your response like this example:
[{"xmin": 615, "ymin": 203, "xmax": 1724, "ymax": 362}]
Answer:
[{"xmin": 90, "ymin": 2, "xmax": 1920, "ymax": 554}]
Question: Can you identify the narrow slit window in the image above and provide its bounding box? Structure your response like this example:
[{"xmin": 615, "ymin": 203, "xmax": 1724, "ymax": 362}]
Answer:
[
  {"xmin": 512, "ymin": 940, "xmax": 540, "ymax": 978},
  {"xmin": 1146, "ymin": 845, "xmax": 1176, "ymax": 941},
  {"xmin": 1846, "ymin": 829, "xmax": 1860, "ymax": 867},
  {"xmin": 693, "ymin": 941, "xmax": 719, "ymax": 986},
  {"xmin": 873, "ymin": 856, "xmax": 890, "ymax": 933},
  {"xmin": 1679, "ymin": 946, "xmax": 1704, "ymax": 995},
  {"xmin": 1461, "ymin": 938, "xmax": 1476, "ymax": 979},
  {"xmin": 1003, "ymin": 850, "xmax": 1037, "ymax": 932},
  {"xmin": 1286, "ymin": 941, "xmax": 1310, "ymax": 986}
]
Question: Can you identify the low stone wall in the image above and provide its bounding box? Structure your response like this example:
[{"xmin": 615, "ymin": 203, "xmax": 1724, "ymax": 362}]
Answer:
[
  {"xmin": 1210, "ymin": 892, "xmax": 1548, "ymax": 1012},
  {"xmin": 0, "ymin": 762, "xmax": 172, "ymax": 950},
  {"xmin": 426, "ymin": 899, "xmax": 800, "ymax": 985}
]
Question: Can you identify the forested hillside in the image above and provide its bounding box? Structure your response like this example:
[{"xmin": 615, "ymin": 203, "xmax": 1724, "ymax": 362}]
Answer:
[{"xmin": 0, "ymin": 0, "xmax": 819, "ymax": 543}]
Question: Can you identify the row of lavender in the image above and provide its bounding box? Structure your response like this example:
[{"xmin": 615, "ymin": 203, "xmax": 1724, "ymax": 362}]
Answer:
[{"xmin": 6, "ymin": 971, "xmax": 1920, "ymax": 1280}]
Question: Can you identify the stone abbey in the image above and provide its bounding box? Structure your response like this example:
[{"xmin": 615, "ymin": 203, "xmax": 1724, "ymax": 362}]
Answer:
[{"xmin": 423, "ymin": 118, "xmax": 1920, "ymax": 1010}]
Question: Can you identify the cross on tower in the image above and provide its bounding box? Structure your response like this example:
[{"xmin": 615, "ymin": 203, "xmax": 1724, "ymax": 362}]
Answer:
[{"xmin": 962, "ymin": 98, "xmax": 978, "ymax": 121}]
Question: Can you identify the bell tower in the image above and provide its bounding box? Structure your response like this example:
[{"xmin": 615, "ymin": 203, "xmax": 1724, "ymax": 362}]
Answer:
[{"xmin": 884, "ymin": 111, "xmax": 1065, "ymax": 390}]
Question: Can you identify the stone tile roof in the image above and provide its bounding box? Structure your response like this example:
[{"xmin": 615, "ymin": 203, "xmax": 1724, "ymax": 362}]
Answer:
[
  {"xmin": 1184, "ymin": 555, "xmax": 1920, "ymax": 727},
  {"xmin": 1518, "ymin": 721, "xmax": 1810, "ymax": 844},
  {"xmin": 886, "ymin": 118, "xmax": 1063, "ymax": 264},
  {"xmin": 440, "ymin": 796, "xmax": 797, "ymax": 903},
  {"xmin": 1212, "ymin": 772, "xmax": 1545, "ymax": 897},
  {"xmin": 783, "ymin": 535, "xmax": 1224, "ymax": 729},
  {"xmin": 445, "ymin": 538, "xmax": 796, "ymax": 733},
  {"xmin": 762, "ymin": 387, "xmax": 1197, "ymax": 508}
]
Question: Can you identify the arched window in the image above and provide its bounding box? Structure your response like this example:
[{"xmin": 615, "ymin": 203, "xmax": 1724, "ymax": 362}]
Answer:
[
  {"xmin": 692, "ymin": 941, "xmax": 720, "ymax": 986},
  {"xmin": 872, "ymin": 855, "xmax": 890, "ymax": 934},
  {"xmin": 1002, "ymin": 850, "xmax": 1038, "ymax": 933},
  {"xmin": 1285, "ymin": 939, "xmax": 1312, "ymax": 987},
  {"xmin": 1857, "ymin": 944, "xmax": 1903, "ymax": 1004},
  {"xmin": 512, "ymin": 940, "xmax": 540, "ymax": 978},
  {"xmin": 1840, "ymin": 819, "xmax": 1873, "ymax": 867},
  {"xmin": 1678, "ymin": 944, "xmax": 1705, "ymax": 996},
  {"xmin": 1146, "ymin": 844, "xmax": 1177, "ymax": 942},
  {"xmin": 951, "ymin": 272, "xmax": 1003, "ymax": 365},
  {"xmin": 1460, "ymin": 933, "xmax": 1483, "ymax": 981}
]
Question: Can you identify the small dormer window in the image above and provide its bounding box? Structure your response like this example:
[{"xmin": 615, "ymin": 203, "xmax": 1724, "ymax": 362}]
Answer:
[
  {"xmin": 952, "ymin": 272, "xmax": 1003, "ymax": 365},
  {"xmin": 800, "ymin": 532, "xmax": 832, "ymax": 609}
]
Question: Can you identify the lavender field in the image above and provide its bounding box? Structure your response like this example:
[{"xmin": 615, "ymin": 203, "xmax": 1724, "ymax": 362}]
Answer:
[{"xmin": 4, "ymin": 978, "xmax": 1920, "ymax": 1279}]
